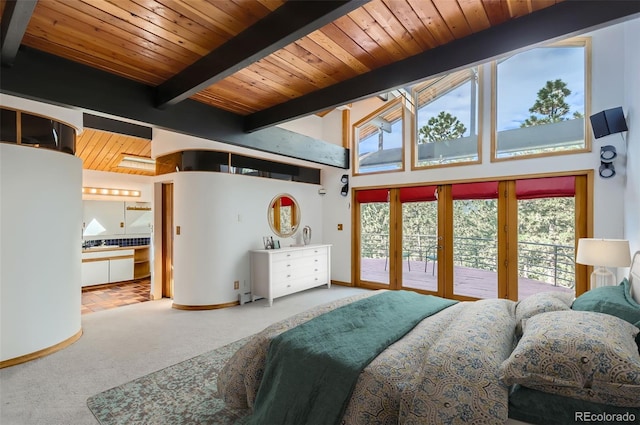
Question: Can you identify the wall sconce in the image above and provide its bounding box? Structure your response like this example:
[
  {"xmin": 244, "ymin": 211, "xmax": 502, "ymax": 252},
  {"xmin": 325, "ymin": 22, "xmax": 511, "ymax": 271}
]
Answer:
[
  {"xmin": 340, "ymin": 174, "xmax": 349, "ymax": 197},
  {"xmin": 599, "ymin": 145, "xmax": 617, "ymax": 178},
  {"xmin": 82, "ymin": 187, "xmax": 141, "ymax": 197},
  {"xmin": 589, "ymin": 107, "xmax": 628, "ymax": 139}
]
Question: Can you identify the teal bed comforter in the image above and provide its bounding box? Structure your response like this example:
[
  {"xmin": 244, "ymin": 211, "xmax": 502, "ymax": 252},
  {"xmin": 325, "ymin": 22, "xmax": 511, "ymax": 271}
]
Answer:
[{"xmin": 248, "ymin": 291, "xmax": 457, "ymax": 425}]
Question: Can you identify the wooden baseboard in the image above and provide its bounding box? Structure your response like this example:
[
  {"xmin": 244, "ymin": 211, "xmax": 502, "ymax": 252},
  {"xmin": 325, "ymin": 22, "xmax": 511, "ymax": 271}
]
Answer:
[
  {"xmin": 172, "ymin": 301, "xmax": 239, "ymax": 310},
  {"xmin": 0, "ymin": 328, "xmax": 83, "ymax": 369},
  {"xmin": 331, "ymin": 280, "xmax": 353, "ymax": 287}
]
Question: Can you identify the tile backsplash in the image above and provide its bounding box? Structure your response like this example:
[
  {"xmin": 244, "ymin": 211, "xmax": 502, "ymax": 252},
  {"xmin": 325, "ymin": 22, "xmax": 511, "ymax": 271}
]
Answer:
[{"xmin": 83, "ymin": 237, "xmax": 150, "ymax": 248}]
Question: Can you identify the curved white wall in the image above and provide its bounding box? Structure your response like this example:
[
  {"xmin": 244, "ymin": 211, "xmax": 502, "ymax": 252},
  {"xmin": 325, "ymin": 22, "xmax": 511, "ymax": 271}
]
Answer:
[
  {"xmin": 1, "ymin": 144, "xmax": 83, "ymax": 361},
  {"xmin": 171, "ymin": 171, "xmax": 323, "ymax": 306}
]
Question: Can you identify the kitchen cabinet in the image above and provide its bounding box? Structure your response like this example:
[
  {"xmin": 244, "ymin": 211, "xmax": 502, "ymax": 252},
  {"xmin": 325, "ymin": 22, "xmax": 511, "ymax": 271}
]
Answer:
[
  {"xmin": 124, "ymin": 202, "xmax": 152, "ymax": 234},
  {"xmin": 82, "ymin": 201, "xmax": 151, "ymax": 237},
  {"xmin": 81, "ymin": 248, "xmax": 135, "ymax": 287}
]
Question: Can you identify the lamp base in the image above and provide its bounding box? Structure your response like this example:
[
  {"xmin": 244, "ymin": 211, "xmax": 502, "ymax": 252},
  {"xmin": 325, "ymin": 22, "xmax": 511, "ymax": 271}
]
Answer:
[{"xmin": 590, "ymin": 266, "xmax": 616, "ymax": 290}]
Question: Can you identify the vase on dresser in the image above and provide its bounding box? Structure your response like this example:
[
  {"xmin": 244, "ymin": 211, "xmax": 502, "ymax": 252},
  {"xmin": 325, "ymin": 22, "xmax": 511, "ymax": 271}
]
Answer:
[{"xmin": 302, "ymin": 225, "xmax": 312, "ymax": 245}]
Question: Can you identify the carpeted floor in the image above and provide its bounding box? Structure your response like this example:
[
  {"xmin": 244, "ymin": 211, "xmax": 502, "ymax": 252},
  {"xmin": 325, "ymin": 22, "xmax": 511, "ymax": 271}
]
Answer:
[{"xmin": 87, "ymin": 338, "xmax": 250, "ymax": 425}]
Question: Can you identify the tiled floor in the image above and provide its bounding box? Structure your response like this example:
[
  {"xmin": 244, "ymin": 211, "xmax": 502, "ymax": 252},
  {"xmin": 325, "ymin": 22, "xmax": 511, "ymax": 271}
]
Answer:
[{"xmin": 81, "ymin": 279, "xmax": 151, "ymax": 315}]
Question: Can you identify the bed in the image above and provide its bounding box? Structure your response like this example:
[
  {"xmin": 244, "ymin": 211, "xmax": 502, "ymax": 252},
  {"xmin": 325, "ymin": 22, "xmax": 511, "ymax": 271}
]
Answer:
[{"xmin": 218, "ymin": 253, "xmax": 640, "ymax": 425}]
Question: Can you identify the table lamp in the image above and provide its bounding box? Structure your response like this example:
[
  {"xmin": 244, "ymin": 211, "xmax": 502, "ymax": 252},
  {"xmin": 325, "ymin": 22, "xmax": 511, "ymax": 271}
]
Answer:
[{"xmin": 576, "ymin": 238, "xmax": 631, "ymax": 289}]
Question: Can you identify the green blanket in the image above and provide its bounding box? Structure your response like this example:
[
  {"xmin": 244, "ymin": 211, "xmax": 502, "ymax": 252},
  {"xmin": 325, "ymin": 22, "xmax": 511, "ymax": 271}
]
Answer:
[{"xmin": 248, "ymin": 290, "xmax": 457, "ymax": 425}]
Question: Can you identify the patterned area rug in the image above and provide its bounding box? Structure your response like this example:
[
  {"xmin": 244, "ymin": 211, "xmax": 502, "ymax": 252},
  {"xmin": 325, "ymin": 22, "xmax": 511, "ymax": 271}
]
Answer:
[{"xmin": 87, "ymin": 339, "xmax": 251, "ymax": 425}]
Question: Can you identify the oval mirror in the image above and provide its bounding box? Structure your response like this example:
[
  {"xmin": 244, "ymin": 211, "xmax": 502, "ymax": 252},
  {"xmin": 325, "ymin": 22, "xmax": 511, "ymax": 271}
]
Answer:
[{"xmin": 268, "ymin": 194, "xmax": 300, "ymax": 238}]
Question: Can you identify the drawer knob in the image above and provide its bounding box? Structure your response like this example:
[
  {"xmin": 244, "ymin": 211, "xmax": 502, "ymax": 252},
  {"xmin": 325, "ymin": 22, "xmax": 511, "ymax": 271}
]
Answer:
[
  {"xmin": 287, "ymin": 274, "xmax": 291, "ymax": 278},
  {"xmin": 287, "ymin": 284, "xmax": 291, "ymax": 288}
]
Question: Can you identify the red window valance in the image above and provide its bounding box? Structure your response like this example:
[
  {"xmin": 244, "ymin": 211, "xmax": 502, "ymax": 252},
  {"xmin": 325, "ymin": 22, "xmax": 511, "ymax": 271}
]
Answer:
[
  {"xmin": 356, "ymin": 189, "xmax": 389, "ymax": 203},
  {"xmin": 516, "ymin": 176, "xmax": 575, "ymax": 199},
  {"xmin": 399, "ymin": 186, "xmax": 438, "ymax": 203},
  {"xmin": 452, "ymin": 181, "xmax": 499, "ymax": 200}
]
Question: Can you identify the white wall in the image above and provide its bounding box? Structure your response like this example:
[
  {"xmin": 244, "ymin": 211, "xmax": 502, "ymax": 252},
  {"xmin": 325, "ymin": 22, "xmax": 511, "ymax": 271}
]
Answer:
[
  {"xmin": 623, "ymin": 18, "xmax": 640, "ymax": 258},
  {"xmin": 316, "ymin": 23, "xmax": 635, "ymax": 283},
  {"xmin": 169, "ymin": 171, "xmax": 323, "ymax": 306},
  {"xmin": 0, "ymin": 144, "xmax": 82, "ymax": 361}
]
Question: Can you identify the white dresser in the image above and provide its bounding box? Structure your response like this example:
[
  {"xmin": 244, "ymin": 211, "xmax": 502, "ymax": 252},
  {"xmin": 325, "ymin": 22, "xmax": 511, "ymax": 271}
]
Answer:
[{"xmin": 250, "ymin": 244, "xmax": 331, "ymax": 306}]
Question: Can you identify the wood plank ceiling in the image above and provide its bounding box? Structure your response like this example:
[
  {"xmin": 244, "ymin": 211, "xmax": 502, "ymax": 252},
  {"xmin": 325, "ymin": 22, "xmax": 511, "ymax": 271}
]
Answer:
[
  {"xmin": 12, "ymin": 0, "xmax": 562, "ymax": 116},
  {"xmin": 3, "ymin": 0, "xmax": 637, "ymax": 172}
]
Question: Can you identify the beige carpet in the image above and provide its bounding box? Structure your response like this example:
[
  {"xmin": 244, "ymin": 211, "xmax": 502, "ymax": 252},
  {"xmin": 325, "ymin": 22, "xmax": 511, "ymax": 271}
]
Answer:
[{"xmin": 0, "ymin": 286, "xmax": 367, "ymax": 425}]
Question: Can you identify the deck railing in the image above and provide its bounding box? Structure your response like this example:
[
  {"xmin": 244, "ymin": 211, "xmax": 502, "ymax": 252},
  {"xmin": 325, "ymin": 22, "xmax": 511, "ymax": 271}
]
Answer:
[{"xmin": 361, "ymin": 233, "xmax": 575, "ymax": 288}]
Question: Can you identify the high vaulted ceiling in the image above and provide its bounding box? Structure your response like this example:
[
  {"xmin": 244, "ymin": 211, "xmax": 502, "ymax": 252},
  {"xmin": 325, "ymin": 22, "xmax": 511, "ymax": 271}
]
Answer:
[{"xmin": 1, "ymin": 0, "xmax": 639, "ymax": 169}]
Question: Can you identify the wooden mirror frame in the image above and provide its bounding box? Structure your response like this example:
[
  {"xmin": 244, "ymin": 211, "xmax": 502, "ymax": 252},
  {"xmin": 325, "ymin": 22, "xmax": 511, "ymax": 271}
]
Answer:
[{"xmin": 268, "ymin": 194, "xmax": 300, "ymax": 238}]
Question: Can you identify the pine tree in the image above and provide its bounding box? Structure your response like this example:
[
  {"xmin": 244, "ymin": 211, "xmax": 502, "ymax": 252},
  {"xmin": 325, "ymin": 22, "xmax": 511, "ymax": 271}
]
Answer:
[
  {"xmin": 521, "ymin": 79, "xmax": 583, "ymax": 127},
  {"xmin": 418, "ymin": 111, "xmax": 467, "ymax": 143}
]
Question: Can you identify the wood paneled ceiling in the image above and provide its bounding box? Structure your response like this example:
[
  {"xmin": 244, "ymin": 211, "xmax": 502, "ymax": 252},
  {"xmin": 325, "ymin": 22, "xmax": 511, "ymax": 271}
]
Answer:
[
  {"xmin": 1, "ymin": 0, "xmax": 639, "ymax": 169},
  {"xmin": 76, "ymin": 129, "xmax": 152, "ymax": 175},
  {"xmin": 6, "ymin": 0, "xmax": 565, "ymax": 116}
]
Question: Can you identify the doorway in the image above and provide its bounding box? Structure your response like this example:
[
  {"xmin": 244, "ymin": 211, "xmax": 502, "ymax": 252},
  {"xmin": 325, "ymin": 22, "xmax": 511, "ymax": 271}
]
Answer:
[{"xmin": 161, "ymin": 182, "xmax": 174, "ymax": 298}]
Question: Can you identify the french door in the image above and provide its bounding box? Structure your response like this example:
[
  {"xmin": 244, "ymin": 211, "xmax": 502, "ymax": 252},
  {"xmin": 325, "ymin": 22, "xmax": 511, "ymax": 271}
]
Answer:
[{"xmin": 354, "ymin": 173, "xmax": 590, "ymax": 300}]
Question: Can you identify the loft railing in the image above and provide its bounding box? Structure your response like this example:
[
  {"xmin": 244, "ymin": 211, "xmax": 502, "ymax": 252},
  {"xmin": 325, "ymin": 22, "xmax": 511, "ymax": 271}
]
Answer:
[{"xmin": 361, "ymin": 233, "xmax": 575, "ymax": 288}]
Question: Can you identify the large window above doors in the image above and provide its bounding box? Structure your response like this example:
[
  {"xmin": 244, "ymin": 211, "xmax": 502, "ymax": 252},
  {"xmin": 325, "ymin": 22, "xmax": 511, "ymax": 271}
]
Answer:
[
  {"xmin": 353, "ymin": 98, "xmax": 405, "ymax": 175},
  {"xmin": 413, "ymin": 67, "xmax": 481, "ymax": 169},
  {"xmin": 492, "ymin": 38, "xmax": 591, "ymax": 160}
]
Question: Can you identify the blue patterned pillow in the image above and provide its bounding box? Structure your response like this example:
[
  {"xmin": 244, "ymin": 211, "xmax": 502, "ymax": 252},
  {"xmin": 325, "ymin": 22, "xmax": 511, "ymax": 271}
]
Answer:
[
  {"xmin": 500, "ymin": 310, "xmax": 640, "ymax": 407},
  {"xmin": 514, "ymin": 291, "xmax": 575, "ymax": 336}
]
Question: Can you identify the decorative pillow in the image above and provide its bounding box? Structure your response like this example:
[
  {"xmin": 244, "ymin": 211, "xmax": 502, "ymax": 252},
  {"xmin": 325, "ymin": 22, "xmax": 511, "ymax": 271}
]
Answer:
[
  {"xmin": 572, "ymin": 278, "xmax": 640, "ymax": 328},
  {"xmin": 514, "ymin": 291, "xmax": 574, "ymax": 336},
  {"xmin": 500, "ymin": 310, "xmax": 640, "ymax": 407}
]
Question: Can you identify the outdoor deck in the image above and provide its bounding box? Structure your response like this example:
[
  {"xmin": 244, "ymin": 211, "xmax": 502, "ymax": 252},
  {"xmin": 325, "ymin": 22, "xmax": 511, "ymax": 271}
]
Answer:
[{"xmin": 360, "ymin": 258, "xmax": 573, "ymax": 300}]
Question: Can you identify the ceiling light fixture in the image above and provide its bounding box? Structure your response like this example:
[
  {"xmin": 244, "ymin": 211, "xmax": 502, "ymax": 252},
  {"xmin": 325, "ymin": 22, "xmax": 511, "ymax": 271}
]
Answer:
[{"xmin": 118, "ymin": 155, "xmax": 156, "ymax": 171}]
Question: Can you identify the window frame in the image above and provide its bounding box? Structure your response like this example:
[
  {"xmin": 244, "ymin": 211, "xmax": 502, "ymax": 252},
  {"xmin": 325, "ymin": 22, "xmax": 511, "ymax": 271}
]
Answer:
[
  {"xmin": 411, "ymin": 66, "xmax": 483, "ymax": 171},
  {"xmin": 352, "ymin": 97, "xmax": 406, "ymax": 176},
  {"xmin": 490, "ymin": 37, "xmax": 592, "ymax": 162}
]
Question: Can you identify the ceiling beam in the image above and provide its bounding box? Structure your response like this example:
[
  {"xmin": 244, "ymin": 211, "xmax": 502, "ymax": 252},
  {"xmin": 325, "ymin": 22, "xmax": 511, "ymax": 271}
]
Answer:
[
  {"xmin": 244, "ymin": 0, "xmax": 640, "ymax": 132},
  {"xmin": 155, "ymin": 0, "xmax": 369, "ymax": 109},
  {"xmin": 0, "ymin": 47, "xmax": 349, "ymax": 169},
  {"xmin": 0, "ymin": 0, "xmax": 37, "ymax": 67}
]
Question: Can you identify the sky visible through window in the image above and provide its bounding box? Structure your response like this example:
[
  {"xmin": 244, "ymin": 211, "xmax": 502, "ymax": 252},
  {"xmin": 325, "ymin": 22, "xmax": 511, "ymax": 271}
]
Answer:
[{"xmin": 497, "ymin": 46, "xmax": 584, "ymax": 131}]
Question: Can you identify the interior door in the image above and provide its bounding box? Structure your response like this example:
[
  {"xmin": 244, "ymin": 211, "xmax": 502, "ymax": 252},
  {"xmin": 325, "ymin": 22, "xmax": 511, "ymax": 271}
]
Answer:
[{"xmin": 161, "ymin": 183, "xmax": 174, "ymax": 298}]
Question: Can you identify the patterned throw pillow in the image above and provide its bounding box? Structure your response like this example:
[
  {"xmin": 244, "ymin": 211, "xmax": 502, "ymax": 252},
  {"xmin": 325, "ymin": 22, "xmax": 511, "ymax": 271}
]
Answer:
[
  {"xmin": 514, "ymin": 291, "xmax": 575, "ymax": 336},
  {"xmin": 500, "ymin": 310, "xmax": 640, "ymax": 407}
]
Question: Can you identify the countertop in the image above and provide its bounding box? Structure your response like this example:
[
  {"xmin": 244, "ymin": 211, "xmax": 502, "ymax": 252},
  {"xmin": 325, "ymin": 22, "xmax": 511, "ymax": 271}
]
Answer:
[{"xmin": 82, "ymin": 245, "xmax": 149, "ymax": 253}]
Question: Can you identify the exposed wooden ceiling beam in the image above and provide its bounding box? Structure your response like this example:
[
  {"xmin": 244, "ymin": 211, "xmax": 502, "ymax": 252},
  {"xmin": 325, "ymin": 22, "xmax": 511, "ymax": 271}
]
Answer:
[
  {"xmin": 244, "ymin": 0, "xmax": 640, "ymax": 132},
  {"xmin": 0, "ymin": 0, "xmax": 37, "ymax": 66},
  {"xmin": 155, "ymin": 0, "xmax": 370, "ymax": 109},
  {"xmin": 0, "ymin": 48, "xmax": 349, "ymax": 168}
]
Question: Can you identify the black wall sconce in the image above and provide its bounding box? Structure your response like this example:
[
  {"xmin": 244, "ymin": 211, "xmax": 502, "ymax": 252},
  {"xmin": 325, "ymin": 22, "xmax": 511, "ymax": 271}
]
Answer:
[
  {"xmin": 340, "ymin": 174, "xmax": 349, "ymax": 196},
  {"xmin": 589, "ymin": 107, "xmax": 628, "ymax": 139},
  {"xmin": 599, "ymin": 145, "xmax": 617, "ymax": 178}
]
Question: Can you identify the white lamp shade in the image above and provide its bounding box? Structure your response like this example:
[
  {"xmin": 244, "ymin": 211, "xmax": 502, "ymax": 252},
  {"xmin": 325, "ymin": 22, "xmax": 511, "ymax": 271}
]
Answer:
[{"xmin": 576, "ymin": 238, "xmax": 631, "ymax": 267}]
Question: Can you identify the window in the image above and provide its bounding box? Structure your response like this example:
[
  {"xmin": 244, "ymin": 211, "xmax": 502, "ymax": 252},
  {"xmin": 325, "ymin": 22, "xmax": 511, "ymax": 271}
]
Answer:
[
  {"xmin": 353, "ymin": 98, "xmax": 405, "ymax": 174},
  {"xmin": 413, "ymin": 67, "xmax": 480, "ymax": 168},
  {"xmin": 492, "ymin": 38, "xmax": 590, "ymax": 160},
  {"xmin": 353, "ymin": 173, "xmax": 591, "ymax": 300}
]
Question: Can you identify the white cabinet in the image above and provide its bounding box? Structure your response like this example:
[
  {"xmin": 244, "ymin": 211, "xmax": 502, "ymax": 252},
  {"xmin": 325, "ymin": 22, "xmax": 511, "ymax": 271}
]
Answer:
[
  {"xmin": 124, "ymin": 202, "xmax": 152, "ymax": 234},
  {"xmin": 83, "ymin": 200, "xmax": 125, "ymax": 237},
  {"xmin": 82, "ymin": 201, "xmax": 152, "ymax": 237},
  {"xmin": 109, "ymin": 256, "xmax": 135, "ymax": 282},
  {"xmin": 81, "ymin": 260, "xmax": 110, "ymax": 287},
  {"xmin": 81, "ymin": 248, "xmax": 135, "ymax": 287},
  {"xmin": 250, "ymin": 244, "xmax": 331, "ymax": 306}
]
